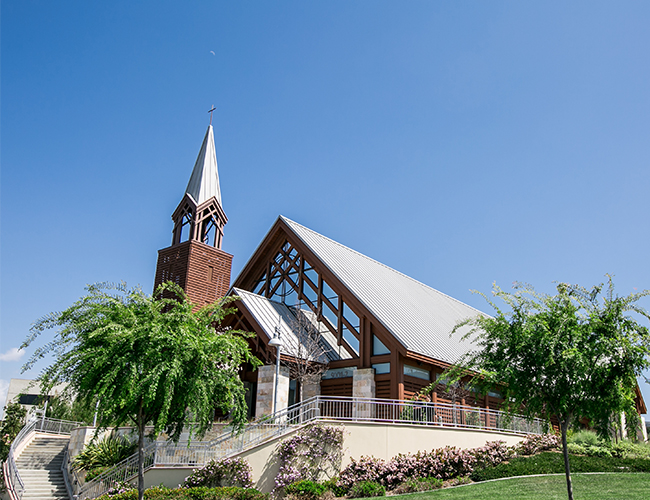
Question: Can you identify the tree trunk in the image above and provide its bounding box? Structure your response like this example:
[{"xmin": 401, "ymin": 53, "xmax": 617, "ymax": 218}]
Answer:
[
  {"xmin": 560, "ymin": 419, "xmax": 573, "ymax": 500},
  {"xmin": 137, "ymin": 403, "xmax": 145, "ymax": 500}
]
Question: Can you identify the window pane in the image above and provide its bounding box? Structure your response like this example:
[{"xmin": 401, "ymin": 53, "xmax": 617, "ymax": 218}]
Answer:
[
  {"xmin": 373, "ymin": 335, "xmax": 390, "ymax": 355},
  {"xmin": 372, "ymin": 362, "xmax": 390, "ymax": 374},
  {"xmin": 404, "ymin": 365, "xmax": 430, "ymax": 381}
]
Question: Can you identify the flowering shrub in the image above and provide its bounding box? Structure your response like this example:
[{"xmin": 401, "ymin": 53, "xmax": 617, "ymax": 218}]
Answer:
[
  {"xmin": 182, "ymin": 458, "xmax": 253, "ymax": 488},
  {"xmin": 337, "ymin": 457, "xmax": 388, "ymax": 491},
  {"xmin": 106, "ymin": 481, "xmax": 135, "ymax": 497},
  {"xmin": 515, "ymin": 434, "xmax": 560, "ymax": 456},
  {"xmin": 338, "ymin": 439, "xmax": 523, "ymax": 493},
  {"xmin": 471, "ymin": 441, "xmax": 512, "ymax": 469},
  {"xmin": 275, "ymin": 425, "xmax": 344, "ymax": 492}
]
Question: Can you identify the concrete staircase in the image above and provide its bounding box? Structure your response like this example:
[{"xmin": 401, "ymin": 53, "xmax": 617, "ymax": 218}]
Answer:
[{"xmin": 15, "ymin": 435, "xmax": 69, "ymax": 500}]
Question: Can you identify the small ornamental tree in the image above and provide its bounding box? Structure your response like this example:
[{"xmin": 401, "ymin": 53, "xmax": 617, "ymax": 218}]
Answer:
[
  {"xmin": 447, "ymin": 277, "xmax": 650, "ymax": 500},
  {"xmin": 22, "ymin": 281, "xmax": 261, "ymax": 500},
  {"xmin": 281, "ymin": 308, "xmax": 330, "ymax": 403}
]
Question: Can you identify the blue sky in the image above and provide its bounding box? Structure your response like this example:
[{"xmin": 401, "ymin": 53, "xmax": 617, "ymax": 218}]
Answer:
[{"xmin": 2, "ymin": 2, "xmax": 650, "ymax": 418}]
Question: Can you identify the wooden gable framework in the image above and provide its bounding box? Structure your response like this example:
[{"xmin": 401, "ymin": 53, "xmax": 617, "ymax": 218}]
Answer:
[{"xmin": 228, "ymin": 218, "xmax": 501, "ymax": 410}]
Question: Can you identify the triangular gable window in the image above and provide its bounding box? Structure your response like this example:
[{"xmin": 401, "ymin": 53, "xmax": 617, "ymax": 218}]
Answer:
[{"xmin": 249, "ymin": 239, "xmax": 361, "ymax": 358}]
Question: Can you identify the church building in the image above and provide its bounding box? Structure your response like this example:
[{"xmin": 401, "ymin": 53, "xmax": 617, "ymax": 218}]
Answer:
[{"xmin": 154, "ymin": 123, "xmax": 648, "ymax": 424}]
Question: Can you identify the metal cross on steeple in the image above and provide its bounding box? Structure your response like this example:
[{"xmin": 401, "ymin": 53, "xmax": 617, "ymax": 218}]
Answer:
[{"xmin": 208, "ymin": 105, "xmax": 216, "ymax": 125}]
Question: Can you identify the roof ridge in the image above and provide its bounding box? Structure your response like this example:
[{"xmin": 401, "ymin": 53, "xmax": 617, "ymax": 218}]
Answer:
[{"xmin": 279, "ymin": 216, "xmax": 486, "ymax": 316}]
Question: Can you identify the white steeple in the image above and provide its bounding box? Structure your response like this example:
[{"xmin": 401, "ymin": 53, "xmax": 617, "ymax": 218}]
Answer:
[{"xmin": 185, "ymin": 125, "xmax": 222, "ymax": 207}]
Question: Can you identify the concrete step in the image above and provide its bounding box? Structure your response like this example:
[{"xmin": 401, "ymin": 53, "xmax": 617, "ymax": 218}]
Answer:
[{"xmin": 16, "ymin": 434, "xmax": 71, "ymax": 500}]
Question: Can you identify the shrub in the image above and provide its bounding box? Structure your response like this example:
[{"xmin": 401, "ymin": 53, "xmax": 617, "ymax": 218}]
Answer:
[
  {"xmin": 284, "ymin": 481, "xmax": 325, "ymax": 500},
  {"xmin": 337, "ymin": 456, "xmax": 387, "ymax": 492},
  {"xmin": 320, "ymin": 478, "xmax": 346, "ymax": 498},
  {"xmin": 73, "ymin": 434, "xmax": 137, "ymax": 472},
  {"xmin": 515, "ymin": 434, "xmax": 560, "ymax": 456},
  {"xmin": 275, "ymin": 425, "xmax": 344, "ymax": 492},
  {"xmin": 568, "ymin": 430, "xmax": 601, "ymax": 448},
  {"xmin": 182, "ymin": 458, "xmax": 253, "ymax": 489},
  {"xmin": 585, "ymin": 445, "xmax": 612, "ymax": 458},
  {"xmin": 611, "ymin": 440, "xmax": 650, "ymax": 459},
  {"xmin": 471, "ymin": 441, "xmax": 512, "ymax": 469},
  {"xmin": 338, "ymin": 441, "xmax": 513, "ymax": 492},
  {"xmin": 184, "ymin": 486, "xmax": 268, "ymax": 500},
  {"xmin": 96, "ymin": 486, "xmax": 269, "ymax": 500},
  {"xmin": 470, "ymin": 451, "xmax": 650, "ymax": 481},
  {"xmin": 443, "ymin": 476, "xmax": 472, "ymax": 487},
  {"xmin": 85, "ymin": 466, "xmax": 109, "ymax": 481},
  {"xmin": 392, "ymin": 477, "xmax": 443, "ymax": 494},
  {"xmin": 567, "ymin": 443, "xmax": 586, "ymax": 455},
  {"xmin": 347, "ymin": 481, "xmax": 385, "ymax": 498}
]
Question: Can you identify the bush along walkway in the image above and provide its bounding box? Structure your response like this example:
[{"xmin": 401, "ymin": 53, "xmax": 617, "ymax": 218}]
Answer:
[
  {"xmin": 470, "ymin": 452, "xmax": 650, "ymax": 481},
  {"xmin": 275, "ymin": 428, "xmax": 650, "ymax": 499}
]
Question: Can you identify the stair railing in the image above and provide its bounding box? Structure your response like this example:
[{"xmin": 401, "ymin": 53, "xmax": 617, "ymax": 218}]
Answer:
[
  {"xmin": 76, "ymin": 398, "xmax": 320, "ymax": 500},
  {"xmin": 4, "ymin": 415, "xmax": 82, "ymax": 500},
  {"xmin": 75, "ymin": 396, "xmax": 548, "ymax": 500}
]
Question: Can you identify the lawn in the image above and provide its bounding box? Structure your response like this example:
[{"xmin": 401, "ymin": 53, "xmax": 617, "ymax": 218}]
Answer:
[{"xmin": 390, "ymin": 473, "xmax": 650, "ymax": 500}]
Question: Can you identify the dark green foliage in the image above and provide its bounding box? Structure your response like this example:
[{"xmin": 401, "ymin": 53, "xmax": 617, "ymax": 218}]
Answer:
[
  {"xmin": 285, "ymin": 481, "xmax": 326, "ymax": 500},
  {"xmin": 72, "ymin": 434, "xmax": 138, "ymax": 472},
  {"xmin": 567, "ymin": 430, "xmax": 601, "ymax": 448},
  {"xmin": 0, "ymin": 402, "xmax": 27, "ymax": 460},
  {"xmin": 85, "ymin": 466, "xmax": 109, "ymax": 482},
  {"xmin": 448, "ymin": 277, "xmax": 650, "ymax": 500},
  {"xmin": 584, "ymin": 445, "xmax": 612, "ymax": 458},
  {"xmin": 611, "ymin": 440, "xmax": 650, "ymax": 459},
  {"xmin": 320, "ymin": 477, "xmax": 346, "ymax": 498},
  {"xmin": 470, "ymin": 452, "xmax": 650, "ymax": 481},
  {"xmin": 0, "ymin": 402, "xmax": 27, "ymax": 493},
  {"xmin": 22, "ymin": 281, "xmax": 261, "ymax": 500},
  {"xmin": 45, "ymin": 393, "xmax": 96, "ymax": 424},
  {"xmin": 347, "ymin": 481, "xmax": 385, "ymax": 498},
  {"xmin": 96, "ymin": 486, "xmax": 268, "ymax": 500}
]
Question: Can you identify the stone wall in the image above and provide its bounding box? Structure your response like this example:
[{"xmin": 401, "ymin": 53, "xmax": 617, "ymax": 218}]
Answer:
[
  {"xmin": 255, "ymin": 365, "xmax": 290, "ymax": 417},
  {"xmin": 352, "ymin": 368, "xmax": 375, "ymax": 419}
]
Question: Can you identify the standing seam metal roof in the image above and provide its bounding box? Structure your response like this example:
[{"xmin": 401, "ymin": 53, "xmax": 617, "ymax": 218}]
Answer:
[
  {"xmin": 278, "ymin": 216, "xmax": 484, "ymax": 365},
  {"xmin": 185, "ymin": 125, "xmax": 222, "ymax": 206}
]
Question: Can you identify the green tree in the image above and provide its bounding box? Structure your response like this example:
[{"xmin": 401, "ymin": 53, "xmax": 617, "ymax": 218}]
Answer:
[
  {"xmin": 448, "ymin": 277, "xmax": 650, "ymax": 500},
  {"xmin": 41, "ymin": 393, "xmax": 96, "ymax": 424},
  {"xmin": 1, "ymin": 402, "xmax": 27, "ymax": 460},
  {"xmin": 0, "ymin": 401, "xmax": 27, "ymax": 493},
  {"xmin": 22, "ymin": 281, "xmax": 260, "ymax": 500}
]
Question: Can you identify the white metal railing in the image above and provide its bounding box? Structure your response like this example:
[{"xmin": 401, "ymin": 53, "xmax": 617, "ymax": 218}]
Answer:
[
  {"xmin": 5, "ymin": 416, "xmax": 81, "ymax": 500},
  {"xmin": 75, "ymin": 395, "xmax": 547, "ymax": 500}
]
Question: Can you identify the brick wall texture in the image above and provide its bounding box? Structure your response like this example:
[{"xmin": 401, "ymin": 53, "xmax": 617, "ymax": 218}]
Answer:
[{"xmin": 154, "ymin": 239, "xmax": 233, "ymax": 307}]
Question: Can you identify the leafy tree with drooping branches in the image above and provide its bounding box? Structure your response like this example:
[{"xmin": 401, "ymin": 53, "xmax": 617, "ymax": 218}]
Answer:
[
  {"xmin": 447, "ymin": 276, "xmax": 650, "ymax": 500},
  {"xmin": 22, "ymin": 281, "xmax": 260, "ymax": 500}
]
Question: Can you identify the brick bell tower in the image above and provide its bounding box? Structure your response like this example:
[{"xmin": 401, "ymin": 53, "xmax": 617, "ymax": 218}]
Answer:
[{"xmin": 154, "ymin": 124, "xmax": 233, "ymax": 306}]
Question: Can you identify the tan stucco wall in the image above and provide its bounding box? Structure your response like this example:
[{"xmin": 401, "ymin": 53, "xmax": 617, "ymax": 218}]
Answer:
[
  {"xmin": 143, "ymin": 468, "xmax": 196, "ymax": 490},
  {"xmin": 228, "ymin": 420, "xmax": 526, "ymax": 493},
  {"xmin": 141, "ymin": 421, "xmax": 526, "ymax": 493}
]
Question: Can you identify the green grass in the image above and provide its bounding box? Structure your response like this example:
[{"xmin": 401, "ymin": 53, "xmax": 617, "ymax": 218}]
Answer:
[
  {"xmin": 389, "ymin": 473, "xmax": 650, "ymax": 500},
  {"xmin": 470, "ymin": 452, "xmax": 650, "ymax": 481}
]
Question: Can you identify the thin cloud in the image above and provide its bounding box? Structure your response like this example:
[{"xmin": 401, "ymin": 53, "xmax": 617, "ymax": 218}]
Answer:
[
  {"xmin": 0, "ymin": 347, "xmax": 25, "ymax": 362},
  {"xmin": 210, "ymin": 50, "xmax": 216, "ymax": 56}
]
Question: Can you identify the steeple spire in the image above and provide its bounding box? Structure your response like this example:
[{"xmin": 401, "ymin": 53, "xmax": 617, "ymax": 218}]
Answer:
[
  {"xmin": 184, "ymin": 125, "xmax": 222, "ymax": 207},
  {"xmin": 153, "ymin": 121, "xmax": 233, "ymax": 305}
]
